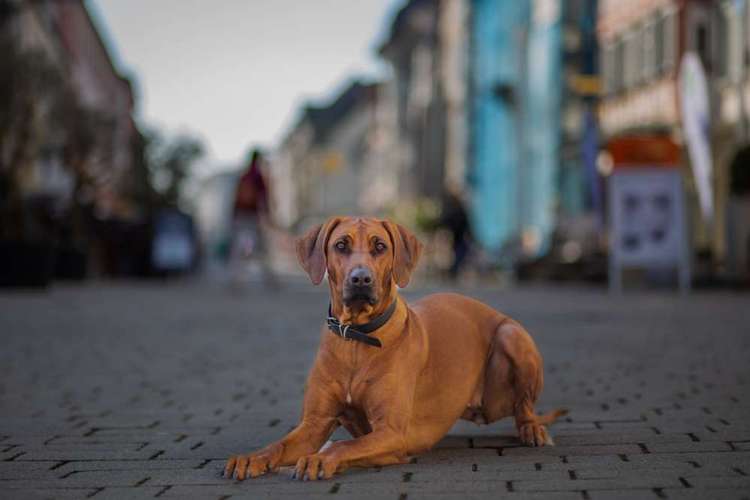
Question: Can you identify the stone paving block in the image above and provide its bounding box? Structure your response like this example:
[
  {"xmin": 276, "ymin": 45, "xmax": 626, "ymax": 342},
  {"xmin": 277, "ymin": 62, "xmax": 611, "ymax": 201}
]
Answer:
[
  {"xmin": 17, "ymin": 449, "xmax": 156, "ymax": 461},
  {"xmin": 0, "ymin": 487, "xmax": 98, "ymax": 499},
  {"xmin": 550, "ymin": 422, "xmax": 600, "ymax": 432},
  {"xmin": 692, "ymin": 430, "xmax": 750, "ymax": 442},
  {"xmin": 0, "ymin": 461, "xmax": 60, "ymax": 480},
  {"xmin": 553, "ymin": 431, "xmax": 690, "ymax": 446},
  {"xmin": 645, "ymin": 440, "xmax": 733, "ymax": 453},
  {"xmin": 49, "ymin": 436, "xmax": 155, "ymax": 445},
  {"xmin": 54, "ymin": 459, "xmax": 205, "ymax": 474},
  {"xmin": 493, "ymin": 454, "xmax": 567, "ymax": 465},
  {"xmin": 574, "ymin": 463, "xmax": 741, "ymax": 480},
  {"xmin": 0, "ymin": 470, "xmax": 150, "ymax": 489},
  {"xmin": 587, "ymin": 490, "xmax": 662, "ymax": 500},
  {"xmin": 128, "ymin": 467, "xmax": 240, "ymax": 486},
  {"xmin": 85, "ymin": 486, "xmax": 166, "ymax": 499},
  {"xmin": 20, "ymin": 442, "xmax": 148, "ymax": 453},
  {"xmin": 159, "ymin": 481, "xmax": 338, "ymax": 497},
  {"xmin": 397, "ymin": 469, "xmax": 571, "ymax": 483},
  {"xmin": 626, "ymin": 451, "xmax": 750, "ymax": 468},
  {"xmin": 415, "ymin": 448, "xmax": 501, "ymax": 465},
  {"xmin": 335, "ymin": 480, "xmax": 499, "ymax": 495},
  {"xmin": 684, "ymin": 476, "xmax": 750, "ymax": 489},
  {"xmin": 661, "ymin": 488, "xmax": 750, "ymax": 500},
  {"xmin": 512, "ymin": 475, "xmax": 683, "ymax": 492},
  {"xmin": 503, "ymin": 444, "xmax": 643, "ymax": 457},
  {"xmin": 406, "ymin": 493, "xmax": 582, "ymax": 500}
]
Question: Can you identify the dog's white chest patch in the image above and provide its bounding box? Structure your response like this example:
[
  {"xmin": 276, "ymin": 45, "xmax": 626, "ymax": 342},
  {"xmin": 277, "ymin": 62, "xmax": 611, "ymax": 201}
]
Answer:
[{"xmin": 346, "ymin": 392, "xmax": 352, "ymax": 404}]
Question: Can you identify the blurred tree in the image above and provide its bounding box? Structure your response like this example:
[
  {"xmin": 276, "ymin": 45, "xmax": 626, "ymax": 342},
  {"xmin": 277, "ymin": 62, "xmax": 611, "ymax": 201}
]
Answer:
[
  {"xmin": 122, "ymin": 129, "xmax": 158, "ymax": 215},
  {"xmin": 144, "ymin": 130, "xmax": 204, "ymax": 208}
]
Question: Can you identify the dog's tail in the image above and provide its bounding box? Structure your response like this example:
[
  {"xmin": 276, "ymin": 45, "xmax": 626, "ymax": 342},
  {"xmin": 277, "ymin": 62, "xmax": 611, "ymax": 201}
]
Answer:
[{"xmin": 536, "ymin": 408, "xmax": 569, "ymax": 425}]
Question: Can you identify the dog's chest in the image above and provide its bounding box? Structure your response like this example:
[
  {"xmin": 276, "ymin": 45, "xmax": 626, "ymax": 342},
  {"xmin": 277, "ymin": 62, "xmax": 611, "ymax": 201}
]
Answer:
[{"xmin": 341, "ymin": 372, "xmax": 376, "ymax": 407}]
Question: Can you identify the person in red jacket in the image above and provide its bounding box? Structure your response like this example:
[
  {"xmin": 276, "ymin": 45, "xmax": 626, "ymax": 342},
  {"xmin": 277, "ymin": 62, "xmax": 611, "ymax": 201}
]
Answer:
[{"xmin": 228, "ymin": 149, "xmax": 277, "ymax": 288}]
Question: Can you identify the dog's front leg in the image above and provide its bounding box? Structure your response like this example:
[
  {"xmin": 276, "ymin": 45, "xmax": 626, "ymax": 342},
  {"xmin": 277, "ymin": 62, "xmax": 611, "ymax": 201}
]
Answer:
[
  {"xmin": 225, "ymin": 372, "xmax": 341, "ymax": 480},
  {"xmin": 292, "ymin": 383, "xmax": 413, "ymax": 480},
  {"xmin": 292, "ymin": 425, "xmax": 409, "ymax": 480}
]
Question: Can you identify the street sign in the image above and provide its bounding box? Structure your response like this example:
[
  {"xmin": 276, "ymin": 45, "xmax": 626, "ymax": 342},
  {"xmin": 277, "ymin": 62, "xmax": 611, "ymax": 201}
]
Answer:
[{"xmin": 608, "ymin": 169, "xmax": 690, "ymax": 293}]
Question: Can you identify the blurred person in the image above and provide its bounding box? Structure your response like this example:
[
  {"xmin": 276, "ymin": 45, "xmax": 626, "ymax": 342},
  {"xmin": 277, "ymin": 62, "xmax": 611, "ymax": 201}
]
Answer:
[
  {"xmin": 439, "ymin": 187, "xmax": 472, "ymax": 280},
  {"xmin": 228, "ymin": 149, "xmax": 277, "ymax": 289}
]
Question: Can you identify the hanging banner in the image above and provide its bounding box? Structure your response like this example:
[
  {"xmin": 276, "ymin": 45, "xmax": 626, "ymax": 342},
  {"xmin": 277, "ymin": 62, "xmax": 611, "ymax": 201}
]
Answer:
[{"xmin": 679, "ymin": 52, "xmax": 713, "ymax": 222}]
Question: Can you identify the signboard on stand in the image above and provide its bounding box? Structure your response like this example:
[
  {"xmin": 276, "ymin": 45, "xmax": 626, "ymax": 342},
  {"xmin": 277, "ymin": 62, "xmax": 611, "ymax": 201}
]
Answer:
[{"xmin": 608, "ymin": 169, "xmax": 690, "ymax": 293}]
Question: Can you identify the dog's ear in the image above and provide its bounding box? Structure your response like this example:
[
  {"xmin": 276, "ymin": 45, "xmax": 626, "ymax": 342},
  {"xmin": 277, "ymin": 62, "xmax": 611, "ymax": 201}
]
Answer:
[
  {"xmin": 382, "ymin": 221, "xmax": 423, "ymax": 288},
  {"xmin": 296, "ymin": 217, "xmax": 341, "ymax": 285}
]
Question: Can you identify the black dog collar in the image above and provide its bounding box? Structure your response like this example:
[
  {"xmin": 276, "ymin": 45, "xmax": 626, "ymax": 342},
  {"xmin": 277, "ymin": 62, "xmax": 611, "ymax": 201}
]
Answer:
[{"xmin": 326, "ymin": 300, "xmax": 397, "ymax": 348}]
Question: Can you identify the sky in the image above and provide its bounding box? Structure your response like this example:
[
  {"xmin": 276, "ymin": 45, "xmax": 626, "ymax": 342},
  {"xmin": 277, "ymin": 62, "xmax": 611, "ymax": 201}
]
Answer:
[{"xmin": 86, "ymin": 0, "xmax": 403, "ymax": 171}]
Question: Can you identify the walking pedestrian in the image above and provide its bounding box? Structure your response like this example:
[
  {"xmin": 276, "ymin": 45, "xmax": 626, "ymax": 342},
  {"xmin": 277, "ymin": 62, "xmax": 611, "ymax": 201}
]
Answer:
[{"xmin": 228, "ymin": 149, "xmax": 277, "ymax": 289}]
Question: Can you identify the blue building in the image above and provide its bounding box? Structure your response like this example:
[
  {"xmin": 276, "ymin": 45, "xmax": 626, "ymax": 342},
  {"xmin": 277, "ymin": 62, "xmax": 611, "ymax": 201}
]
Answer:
[
  {"xmin": 468, "ymin": 0, "xmax": 528, "ymax": 260},
  {"xmin": 468, "ymin": 0, "xmax": 599, "ymax": 265}
]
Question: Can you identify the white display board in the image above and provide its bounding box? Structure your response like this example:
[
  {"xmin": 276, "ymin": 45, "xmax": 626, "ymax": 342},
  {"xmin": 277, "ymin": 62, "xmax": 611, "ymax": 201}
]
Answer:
[{"xmin": 608, "ymin": 169, "xmax": 690, "ymax": 293}]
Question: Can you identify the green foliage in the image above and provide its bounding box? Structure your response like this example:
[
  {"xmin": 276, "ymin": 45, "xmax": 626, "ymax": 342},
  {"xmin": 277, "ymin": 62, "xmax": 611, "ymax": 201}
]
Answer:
[{"xmin": 138, "ymin": 129, "xmax": 204, "ymax": 208}]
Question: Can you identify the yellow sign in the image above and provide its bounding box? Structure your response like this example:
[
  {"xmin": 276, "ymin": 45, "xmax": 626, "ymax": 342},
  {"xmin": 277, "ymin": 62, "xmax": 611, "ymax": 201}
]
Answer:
[{"xmin": 321, "ymin": 151, "xmax": 343, "ymax": 174}]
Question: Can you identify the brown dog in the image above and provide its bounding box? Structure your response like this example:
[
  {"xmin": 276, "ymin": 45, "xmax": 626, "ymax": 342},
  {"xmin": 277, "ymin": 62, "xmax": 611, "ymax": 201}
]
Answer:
[{"xmin": 225, "ymin": 217, "xmax": 565, "ymax": 481}]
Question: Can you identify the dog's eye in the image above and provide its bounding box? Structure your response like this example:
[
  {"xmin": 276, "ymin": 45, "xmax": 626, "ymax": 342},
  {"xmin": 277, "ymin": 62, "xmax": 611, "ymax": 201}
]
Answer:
[
  {"xmin": 375, "ymin": 242, "xmax": 387, "ymax": 253},
  {"xmin": 335, "ymin": 241, "xmax": 347, "ymax": 252}
]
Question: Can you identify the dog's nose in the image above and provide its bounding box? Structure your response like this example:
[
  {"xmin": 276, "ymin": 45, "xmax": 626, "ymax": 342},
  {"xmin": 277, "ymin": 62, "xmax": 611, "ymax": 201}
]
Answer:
[{"xmin": 347, "ymin": 267, "xmax": 373, "ymax": 287}]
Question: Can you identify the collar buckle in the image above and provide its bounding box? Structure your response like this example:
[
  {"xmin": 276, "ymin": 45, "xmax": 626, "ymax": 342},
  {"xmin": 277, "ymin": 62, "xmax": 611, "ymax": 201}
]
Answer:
[{"xmin": 337, "ymin": 323, "xmax": 352, "ymax": 341}]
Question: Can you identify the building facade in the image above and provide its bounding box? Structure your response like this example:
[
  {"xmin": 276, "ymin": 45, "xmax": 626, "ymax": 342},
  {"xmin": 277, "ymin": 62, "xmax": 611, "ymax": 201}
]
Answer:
[
  {"xmin": 1, "ymin": 0, "xmax": 137, "ymax": 219},
  {"xmin": 378, "ymin": 0, "xmax": 469, "ymax": 205},
  {"xmin": 467, "ymin": 0, "xmax": 599, "ymax": 266},
  {"xmin": 272, "ymin": 81, "xmax": 397, "ymax": 228},
  {"xmin": 712, "ymin": 0, "xmax": 750, "ymax": 280},
  {"xmin": 599, "ymin": 0, "xmax": 750, "ymax": 281}
]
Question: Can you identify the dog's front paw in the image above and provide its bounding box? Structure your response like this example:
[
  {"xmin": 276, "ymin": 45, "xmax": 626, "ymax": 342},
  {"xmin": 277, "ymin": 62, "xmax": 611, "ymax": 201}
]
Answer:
[
  {"xmin": 518, "ymin": 422, "xmax": 554, "ymax": 447},
  {"xmin": 292, "ymin": 453, "xmax": 340, "ymax": 481},
  {"xmin": 224, "ymin": 443, "xmax": 284, "ymax": 480}
]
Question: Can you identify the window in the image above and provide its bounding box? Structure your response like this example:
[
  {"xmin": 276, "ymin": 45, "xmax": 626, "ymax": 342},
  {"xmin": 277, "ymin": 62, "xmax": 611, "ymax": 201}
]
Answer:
[
  {"xmin": 717, "ymin": 0, "xmax": 746, "ymax": 81},
  {"xmin": 714, "ymin": 3, "xmax": 730, "ymax": 78},
  {"xmin": 655, "ymin": 13, "xmax": 665, "ymax": 75},
  {"xmin": 696, "ymin": 22, "xmax": 710, "ymax": 70},
  {"xmin": 623, "ymin": 30, "xmax": 641, "ymax": 89},
  {"xmin": 643, "ymin": 20, "xmax": 657, "ymax": 82},
  {"xmin": 665, "ymin": 10, "xmax": 677, "ymax": 72},
  {"xmin": 655, "ymin": 9, "xmax": 677, "ymax": 75},
  {"xmin": 601, "ymin": 41, "xmax": 615, "ymax": 95},
  {"xmin": 614, "ymin": 37, "xmax": 625, "ymax": 93}
]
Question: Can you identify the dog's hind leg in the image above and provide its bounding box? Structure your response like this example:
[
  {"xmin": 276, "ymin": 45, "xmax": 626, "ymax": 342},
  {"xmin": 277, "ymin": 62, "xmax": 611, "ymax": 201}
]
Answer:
[{"xmin": 483, "ymin": 320, "xmax": 565, "ymax": 447}]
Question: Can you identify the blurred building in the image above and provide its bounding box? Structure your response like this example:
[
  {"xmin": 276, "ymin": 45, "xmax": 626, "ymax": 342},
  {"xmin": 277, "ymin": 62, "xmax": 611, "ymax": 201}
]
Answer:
[
  {"xmin": 467, "ymin": 1, "xmax": 527, "ymax": 259},
  {"xmin": 2, "ymin": 0, "xmax": 136, "ymax": 218},
  {"xmin": 378, "ymin": 0, "xmax": 469, "ymax": 203},
  {"xmin": 272, "ymin": 80, "xmax": 396, "ymax": 228},
  {"xmin": 1, "ymin": 0, "xmax": 145, "ymax": 284},
  {"xmin": 467, "ymin": 0, "xmax": 600, "ymax": 268},
  {"xmin": 598, "ymin": 0, "xmax": 750, "ymax": 281},
  {"xmin": 56, "ymin": 0, "xmax": 137, "ymax": 214},
  {"xmin": 712, "ymin": 0, "xmax": 750, "ymax": 281}
]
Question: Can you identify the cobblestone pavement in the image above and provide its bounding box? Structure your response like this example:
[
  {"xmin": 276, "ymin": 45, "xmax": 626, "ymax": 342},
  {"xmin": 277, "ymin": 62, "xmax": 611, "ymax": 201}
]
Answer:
[{"xmin": 1, "ymin": 281, "xmax": 749, "ymax": 500}]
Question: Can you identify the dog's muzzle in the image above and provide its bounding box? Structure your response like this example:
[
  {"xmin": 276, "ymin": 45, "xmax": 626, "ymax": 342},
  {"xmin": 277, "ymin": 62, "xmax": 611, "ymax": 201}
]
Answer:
[{"xmin": 344, "ymin": 267, "xmax": 377, "ymax": 305}]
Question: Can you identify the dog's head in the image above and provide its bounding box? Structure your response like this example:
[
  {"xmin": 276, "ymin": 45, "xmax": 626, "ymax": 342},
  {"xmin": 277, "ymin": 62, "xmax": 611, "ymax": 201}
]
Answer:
[{"xmin": 296, "ymin": 217, "xmax": 423, "ymax": 320}]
